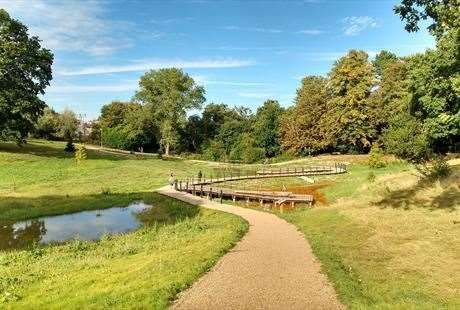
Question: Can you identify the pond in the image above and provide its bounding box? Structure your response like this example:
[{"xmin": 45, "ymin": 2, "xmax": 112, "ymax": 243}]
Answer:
[{"xmin": 0, "ymin": 201, "xmax": 155, "ymax": 250}]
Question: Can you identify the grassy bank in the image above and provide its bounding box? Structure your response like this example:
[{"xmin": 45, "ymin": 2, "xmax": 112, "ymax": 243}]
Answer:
[
  {"xmin": 0, "ymin": 140, "xmax": 248, "ymax": 308},
  {"xmin": 279, "ymin": 163, "xmax": 460, "ymax": 309}
]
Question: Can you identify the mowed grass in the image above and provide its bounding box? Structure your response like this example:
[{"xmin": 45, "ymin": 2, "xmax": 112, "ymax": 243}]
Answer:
[
  {"xmin": 279, "ymin": 162, "xmax": 460, "ymax": 309},
  {"xmin": 0, "ymin": 140, "xmax": 217, "ymax": 221},
  {"xmin": 0, "ymin": 140, "xmax": 248, "ymax": 308}
]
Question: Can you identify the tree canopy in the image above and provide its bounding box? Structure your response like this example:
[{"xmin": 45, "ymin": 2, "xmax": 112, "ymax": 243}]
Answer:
[
  {"xmin": 135, "ymin": 68, "xmax": 205, "ymax": 155},
  {"xmin": 0, "ymin": 9, "xmax": 53, "ymax": 143}
]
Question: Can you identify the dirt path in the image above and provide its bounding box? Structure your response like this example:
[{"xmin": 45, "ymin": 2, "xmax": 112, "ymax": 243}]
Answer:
[{"xmin": 158, "ymin": 186, "xmax": 344, "ymax": 309}]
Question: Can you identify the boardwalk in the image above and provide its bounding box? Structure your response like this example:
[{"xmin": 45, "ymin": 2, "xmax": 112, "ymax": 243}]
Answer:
[
  {"xmin": 158, "ymin": 186, "xmax": 344, "ymax": 309},
  {"xmin": 175, "ymin": 164, "xmax": 346, "ymax": 207}
]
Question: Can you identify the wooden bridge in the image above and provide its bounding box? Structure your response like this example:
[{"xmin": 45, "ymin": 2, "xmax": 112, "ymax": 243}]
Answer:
[{"xmin": 174, "ymin": 164, "xmax": 347, "ymax": 208}]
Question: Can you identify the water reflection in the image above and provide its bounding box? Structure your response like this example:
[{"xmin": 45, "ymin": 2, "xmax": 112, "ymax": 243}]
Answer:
[{"xmin": 0, "ymin": 201, "xmax": 153, "ymax": 250}]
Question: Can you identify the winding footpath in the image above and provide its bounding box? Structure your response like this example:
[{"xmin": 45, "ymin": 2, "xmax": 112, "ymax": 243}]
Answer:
[{"xmin": 158, "ymin": 186, "xmax": 344, "ymax": 310}]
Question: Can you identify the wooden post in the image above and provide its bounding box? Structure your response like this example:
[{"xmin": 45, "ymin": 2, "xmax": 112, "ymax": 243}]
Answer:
[
  {"xmin": 220, "ymin": 190, "xmax": 223, "ymax": 204},
  {"xmin": 186, "ymin": 181, "xmax": 189, "ymax": 191},
  {"xmin": 232, "ymin": 195, "xmax": 236, "ymax": 202},
  {"xmin": 259, "ymin": 199, "xmax": 264, "ymax": 206},
  {"xmin": 200, "ymin": 184, "xmax": 203, "ymax": 197},
  {"xmin": 192, "ymin": 184, "xmax": 196, "ymax": 195},
  {"xmin": 291, "ymin": 201, "xmax": 295, "ymax": 208},
  {"xmin": 209, "ymin": 187, "xmax": 213, "ymax": 200},
  {"xmin": 246, "ymin": 197, "xmax": 250, "ymax": 205},
  {"xmin": 179, "ymin": 181, "xmax": 182, "ymax": 191}
]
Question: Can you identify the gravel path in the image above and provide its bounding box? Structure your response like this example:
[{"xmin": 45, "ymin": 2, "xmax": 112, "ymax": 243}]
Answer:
[{"xmin": 158, "ymin": 186, "xmax": 344, "ymax": 310}]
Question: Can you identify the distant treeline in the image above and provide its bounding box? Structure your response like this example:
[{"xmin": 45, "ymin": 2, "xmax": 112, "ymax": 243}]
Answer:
[{"xmin": 1, "ymin": 1, "xmax": 458, "ymax": 164}]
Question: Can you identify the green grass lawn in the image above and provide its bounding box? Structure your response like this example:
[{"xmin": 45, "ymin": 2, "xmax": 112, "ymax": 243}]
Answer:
[
  {"xmin": 1, "ymin": 140, "xmax": 459, "ymax": 309},
  {"xmin": 0, "ymin": 140, "xmax": 248, "ymax": 308}
]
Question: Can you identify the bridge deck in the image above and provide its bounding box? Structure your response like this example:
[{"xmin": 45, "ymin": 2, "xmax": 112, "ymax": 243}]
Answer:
[{"xmin": 174, "ymin": 164, "xmax": 346, "ymax": 208}]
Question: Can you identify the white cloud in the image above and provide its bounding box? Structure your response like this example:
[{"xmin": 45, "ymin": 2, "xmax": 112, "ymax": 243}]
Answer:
[
  {"xmin": 47, "ymin": 83, "xmax": 138, "ymax": 93},
  {"xmin": 58, "ymin": 58, "xmax": 255, "ymax": 76},
  {"xmin": 342, "ymin": 16, "xmax": 379, "ymax": 36},
  {"xmin": 223, "ymin": 26, "xmax": 282, "ymax": 33},
  {"xmin": 237, "ymin": 92, "xmax": 274, "ymax": 99},
  {"xmin": 297, "ymin": 29, "xmax": 323, "ymax": 35},
  {"xmin": 192, "ymin": 75, "xmax": 266, "ymax": 86},
  {"xmin": 0, "ymin": 0, "xmax": 133, "ymax": 56}
]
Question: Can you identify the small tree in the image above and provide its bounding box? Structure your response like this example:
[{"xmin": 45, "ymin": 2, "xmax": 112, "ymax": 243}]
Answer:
[
  {"xmin": 75, "ymin": 145, "xmax": 87, "ymax": 164},
  {"xmin": 368, "ymin": 144, "xmax": 386, "ymax": 168},
  {"xmin": 59, "ymin": 109, "xmax": 79, "ymax": 151}
]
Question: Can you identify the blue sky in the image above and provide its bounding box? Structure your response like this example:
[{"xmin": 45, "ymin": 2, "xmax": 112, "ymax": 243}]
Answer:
[{"xmin": 1, "ymin": 0, "xmax": 434, "ymax": 119}]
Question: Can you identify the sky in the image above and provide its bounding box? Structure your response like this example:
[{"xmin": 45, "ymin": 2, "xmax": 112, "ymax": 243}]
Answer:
[{"xmin": 1, "ymin": 0, "xmax": 435, "ymax": 120}]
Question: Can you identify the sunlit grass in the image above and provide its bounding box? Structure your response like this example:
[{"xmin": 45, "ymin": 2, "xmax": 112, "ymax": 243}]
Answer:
[{"xmin": 0, "ymin": 140, "xmax": 248, "ymax": 308}]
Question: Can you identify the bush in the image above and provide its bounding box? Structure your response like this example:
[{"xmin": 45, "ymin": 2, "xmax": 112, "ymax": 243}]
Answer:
[
  {"xmin": 383, "ymin": 113, "xmax": 429, "ymax": 164},
  {"xmin": 368, "ymin": 144, "xmax": 386, "ymax": 168},
  {"xmin": 64, "ymin": 141, "xmax": 75, "ymax": 153},
  {"xmin": 417, "ymin": 156, "xmax": 451, "ymax": 180}
]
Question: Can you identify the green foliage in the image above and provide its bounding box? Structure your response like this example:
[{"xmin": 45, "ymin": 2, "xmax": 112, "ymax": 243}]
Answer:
[
  {"xmin": 64, "ymin": 141, "xmax": 75, "ymax": 153},
  {"xmin": 281, "ymin": 76, "xmax": 331, "ymax": 155},
  {"xmin": 394, "ymin": 0, "xmax": 460, "ymax": 39},
  {"xmin": 368, "ymin": 145, "xmax": 386, "ymax": 168},
  {"xmin": 135, "ymin": 68, "xmax": 205, "ymax": 155},
  {"xmin": 229, "ymin": 133, "xmax": 265, "ymax": 163},
  {"xmin": 373, "ymin": 50, "xmax": 398, "ymax": 77},
  {"xmin": 34, "ymin": 107, "xmax": 60, "ymax": 140},
  {"xmin": 383, "ymin": 113, "xmax": 429, "ymax": 163},
  {"xmin": 58, "ymin": 109, "xmax": 79, "ymax": 142},
  {"xmin": 416, "ymin": 156, "xmax": 452, "ymax": 180},
  {"xmin": 406, "ymin": 29, "xmax": 460, "ymax": 153},
  {"xmin": 367, "ymin": 171, "xmax": 376, "ymax": 183},
  {"xmin": 203, "ymin": 140, "xmax": 227, "ymax": 162},
  {"xmin": 0, "ymin": 9, "xmax": 53, "ymax": 143},
  {"xmin": 328, "ymin": 50, "xmax": 376, "ymax": 152},
  {"xmin": 74, "ymin": 145, "xmax": 87, "ymax": 165},
  {"xmin": 252, "ymin": 99, "xmax": 284, "ymax": 158}
]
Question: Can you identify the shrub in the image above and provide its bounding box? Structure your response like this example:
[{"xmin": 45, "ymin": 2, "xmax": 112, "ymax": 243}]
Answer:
[
  {"xmin": 64, "ymin": 141, "xmax": 75, "ymax": 153},
  {"xmin": 367, "ymin": 171, "xmax": 376, "ymax": 183},
  {"xmin": 368, "ymin": 144, "xmax": 386, "ymax": 168},
  {"xmin": 416, "ymin": 156, "xmax": 451, "ymax": 180}
]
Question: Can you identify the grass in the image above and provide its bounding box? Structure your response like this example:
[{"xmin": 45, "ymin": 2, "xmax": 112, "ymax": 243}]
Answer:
[
  {"xmin": 219, "ymin": 159, "xmax": 460, "ymax": 308},
  {"xmin": 278, "ymin": 162, "xmax": 460, "ymax": 309},
  {"xmin": 2, "ymin": 140, "xmax": 459, "ymax": 308},
  {"xmin": 0, "ymin": 140, "xmax": 248, "ymax": 308}
]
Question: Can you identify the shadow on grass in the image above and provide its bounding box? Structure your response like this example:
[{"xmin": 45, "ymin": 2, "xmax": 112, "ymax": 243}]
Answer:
[
  {"xmin": 374, "ymin": 177, "xmax": 459, "ymax": 212},
  {"xmin": 0, "ymin": 191, "xmax": 200, "ymax": 250},
  {"xmin": 0, "ymin": 141, "xmax": 133, "ymax": 161}
]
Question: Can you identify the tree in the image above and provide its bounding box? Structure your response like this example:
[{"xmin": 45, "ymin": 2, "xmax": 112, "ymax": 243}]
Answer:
[
  {"xmin": 34, "ymin": 107, "xmax": 60, "ymax": 140},
  {"xmin": 369, "ymin": 58, "xmax": 411, "ymax": 139},
  {"xmin": 252, "ymin": 99, "xmax": 284, "ymax": 157},
  {"xmin": 405, "ymin": 30, "xmax": 459, "ymax": 152},
  {"xmin": 373, "ymin": 50, "xmax": 398, "ymax": 78},
  {"xmin": 135, "ymin": 68, "xmax": 205, "ymax": 155},
  {"xmin": 383, "ymin": 113, "xmax": 430, "ymax": 163},
  {"xmin": 281, "ymin": 76, "xmax": 332, "ymax": 154},
  {"xmin": 58, "ymin": 109, "xmax": 79, "ymax": 149},
  {"xmin": 99, "ymin": 101, "xmax": 136, "ymax": 128},
  {"xmin": 394, "ymin": 0, "xmax": 460, "ymax": 38},
  {"xmin": 327, "ymin": 50, "xmax": 376, "ymax": 152},
  {"xmin": 0, "ymin": 9, "xmax": 53, "ymax": 143}
]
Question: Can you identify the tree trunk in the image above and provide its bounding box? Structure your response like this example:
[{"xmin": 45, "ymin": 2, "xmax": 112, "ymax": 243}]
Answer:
[{"xmin": 165, "ymin": 142, "xmax": 170, "ymax": 156}]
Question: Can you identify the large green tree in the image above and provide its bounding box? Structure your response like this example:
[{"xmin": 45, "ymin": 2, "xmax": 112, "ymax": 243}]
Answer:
[
  {"xmin": 394, "ymin": 0, "xmax": 459, "ymax": 38},
  {"xmin": 0, "ymin": 9, "xmax": 53, "ymax": 143},
  {"xmin": 252, "ymin": 99, "xmax": 284, "ymax": 157},
  {"xmin": 135, "ymin": 68, "xmax": 205, "ymax": 155},
  {"xmin": 327, "ymin": 50, "xmax": 376, "ymax": 152},
  {"xmin": 281, "ymin": 76, "xmax": 332, "ymax": 154}
]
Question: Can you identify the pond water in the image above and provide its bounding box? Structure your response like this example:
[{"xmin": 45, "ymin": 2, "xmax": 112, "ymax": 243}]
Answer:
[{"xmin": 0, "ymin": 201, "xmax": 155, "ymax": 250}]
